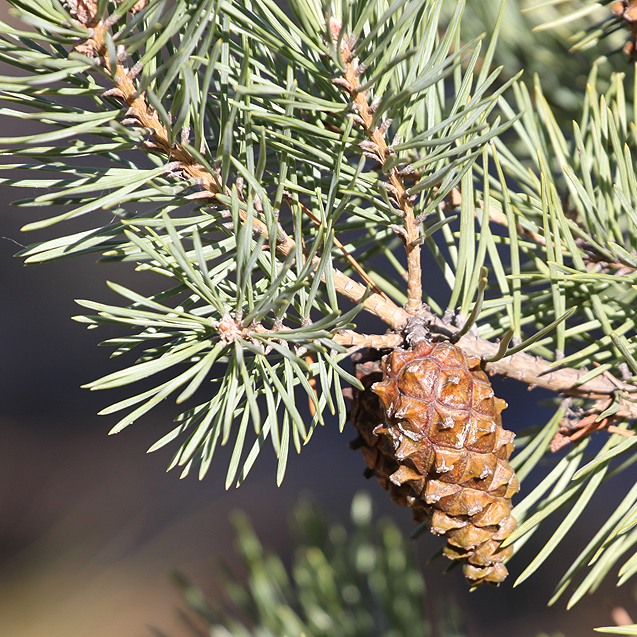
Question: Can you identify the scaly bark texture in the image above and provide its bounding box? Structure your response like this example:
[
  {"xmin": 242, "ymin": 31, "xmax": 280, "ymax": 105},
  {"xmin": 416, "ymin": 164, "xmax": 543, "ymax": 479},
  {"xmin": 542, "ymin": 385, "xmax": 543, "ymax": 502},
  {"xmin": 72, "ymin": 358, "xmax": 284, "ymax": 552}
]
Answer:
[{"xmin": 350, "ymin": 340, "xmax": 519, "ymax": 585}]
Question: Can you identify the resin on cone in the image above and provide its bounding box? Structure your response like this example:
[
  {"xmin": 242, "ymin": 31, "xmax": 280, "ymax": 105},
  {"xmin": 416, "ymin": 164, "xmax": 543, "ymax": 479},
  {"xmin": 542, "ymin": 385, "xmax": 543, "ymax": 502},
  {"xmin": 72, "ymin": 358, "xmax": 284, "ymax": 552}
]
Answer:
[{"xmin": 351, "ymin": 340, "xmax": 519, "ymax": 585}]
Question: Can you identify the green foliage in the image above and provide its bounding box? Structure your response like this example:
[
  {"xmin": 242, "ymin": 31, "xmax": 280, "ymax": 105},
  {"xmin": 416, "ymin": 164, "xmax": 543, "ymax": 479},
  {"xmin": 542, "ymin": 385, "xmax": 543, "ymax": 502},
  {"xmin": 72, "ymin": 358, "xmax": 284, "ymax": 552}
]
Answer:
[
  {"xmin": 4, "ymin": 0, "xmax": 637, "ymax": 614},
  {"xmin": 0, "ymin": 0, "xmax": 513, "ymax": 483},
  {"xmin": 596, "ymin": 627, "xmax": 637, "ymax": 635},
  {"xmin": 155, "ymin": 492, "xmax": 464, "ymax": 637},
  {"xmin": 526, "ymin": 0, "xmax": 627, "ymax": 57},
  {"xmin": 485, "ymin": 61, "xmax": 637, "ymax": 607},
  {"xmin": 444, "ymin": 0, "xmax": 607, "ymax": 121}
]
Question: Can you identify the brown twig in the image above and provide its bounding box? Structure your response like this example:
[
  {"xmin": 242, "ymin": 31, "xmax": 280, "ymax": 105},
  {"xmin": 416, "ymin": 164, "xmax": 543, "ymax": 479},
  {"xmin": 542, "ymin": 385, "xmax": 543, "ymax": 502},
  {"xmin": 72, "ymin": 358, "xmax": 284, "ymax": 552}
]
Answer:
[
  {"xmin": 460, "ymin": 333, "xmax": 637, "ymax": 420},
  {"xmin": 608, "ymin": 425, "xmax": 636, "ymax": 436},
  {"xmin": 334, "ymin": 330, "xmax": 404, "ymax": 350},
  {"xmin": 79, "ymin": 20, "xmax": 221, "ymax": 198},
  {"xmin": 78, "ymin": 16, "xmax": 410, "ymax": 331},
  {"xmin": 406, "ymin": 312, "xmax": 635, "ymax": 397},
  {"xmin": 612, "ymin": 1, "xmax": 637, "ymax": 59},
  {"xmin": 334, "ymin": 26, "xmax": 422, "ymax": 312},
  {"xmin": 550, "ymin": 412, "xmax": 635, "ymax": 452},
  {"xmin": 547, "ymin": 365, "xmax": 637, "ymax": 449},
  {"xmin": 567, "ymin": 414, "xmax": 611, "ymax": 443},
  {"xmin": 338, "ymin": 311, "xmax": 637, "ymax": 420},
  {"xmin": 305, "ymin": 354, "xmax": 318, "ymax": 418}
]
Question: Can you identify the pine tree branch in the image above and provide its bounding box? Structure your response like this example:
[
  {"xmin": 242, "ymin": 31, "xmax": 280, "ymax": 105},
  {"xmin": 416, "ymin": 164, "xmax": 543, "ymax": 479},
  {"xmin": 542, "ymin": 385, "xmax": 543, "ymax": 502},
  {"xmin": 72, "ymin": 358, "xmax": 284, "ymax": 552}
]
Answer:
[
  {"xmin": 332, "ymin": 271, "xmax": 409, "ymax": 328},
  {"xmin": 417, "ymin": 313, "xmax": 637, "ymax": 419},
  {"xmin": 37, "ymin": 0, "xmax": 637, "ymax": 600},
  {"xmin": 338, "ymin": 315, "xmax": 637, "ymax": 421},
  {"xmin": 74, "ymin": 13, "xmax": 410, "ymax": 331},
  {"xmin": 333, "ymin": 330, "xmax": 404, "ymax": 350},
  {"xmin": 332, "ymin": 26, "xmax": 423, "ymax": 313},
  {"xmin": 78, "ymin": 16, "xmax": 222, "ymax": 197},
  {"xmin": 74, "ymin": 8, "xmax": 637, "ymax": 423}
]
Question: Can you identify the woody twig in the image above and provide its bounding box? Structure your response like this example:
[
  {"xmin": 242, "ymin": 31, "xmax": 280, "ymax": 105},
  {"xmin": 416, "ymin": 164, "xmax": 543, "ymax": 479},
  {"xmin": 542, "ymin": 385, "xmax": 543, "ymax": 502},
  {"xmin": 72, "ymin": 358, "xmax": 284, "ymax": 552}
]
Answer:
[{"xmin": 332, "ymin": 23, "xmax": 423, "ymax": 313}]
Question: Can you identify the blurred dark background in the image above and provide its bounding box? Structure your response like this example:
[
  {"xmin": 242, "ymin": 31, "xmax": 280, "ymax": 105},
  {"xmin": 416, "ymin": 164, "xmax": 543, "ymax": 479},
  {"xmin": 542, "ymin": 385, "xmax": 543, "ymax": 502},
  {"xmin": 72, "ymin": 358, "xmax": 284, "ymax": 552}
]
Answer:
[{"xmin": 2, "ymin": 8, "xmax": 637, "ymax": 637}]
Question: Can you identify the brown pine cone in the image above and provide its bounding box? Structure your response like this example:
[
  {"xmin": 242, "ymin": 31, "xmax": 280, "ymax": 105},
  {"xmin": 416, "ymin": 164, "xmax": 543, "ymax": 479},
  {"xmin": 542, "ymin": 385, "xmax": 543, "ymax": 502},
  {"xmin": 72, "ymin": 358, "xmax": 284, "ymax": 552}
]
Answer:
[
  {"xmin": 349, "ymin": 341, "xmax": 519, "ymax": 586},
  {"xmin": 611, "ymin": 1, "xmax": 637, "ymax": 58},
  {"xmin": 348, "ymin": 350, "xmax": 413, "ymax": 508}
]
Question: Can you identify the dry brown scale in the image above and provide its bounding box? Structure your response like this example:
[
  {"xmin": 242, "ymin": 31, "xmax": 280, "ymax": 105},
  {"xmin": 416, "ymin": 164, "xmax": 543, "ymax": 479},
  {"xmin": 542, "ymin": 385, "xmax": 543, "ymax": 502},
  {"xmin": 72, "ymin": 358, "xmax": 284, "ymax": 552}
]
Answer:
[
  {"xmin": 611, "ymin": 0, "xmax": 637, "ymax": 58},
  {"xmin": 348, "ymin": 340, "xmax": 519, "ymax": 586}
]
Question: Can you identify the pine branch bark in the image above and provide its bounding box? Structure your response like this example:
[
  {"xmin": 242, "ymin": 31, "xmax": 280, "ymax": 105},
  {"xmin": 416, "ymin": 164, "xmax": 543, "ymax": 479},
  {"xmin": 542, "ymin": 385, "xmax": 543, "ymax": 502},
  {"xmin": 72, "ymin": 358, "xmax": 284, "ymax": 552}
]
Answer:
[
  {"xmin": 78, "ymin": 15, "xmax": 410, "ymax": 329},
  {"xmin": 334, "ymin": 25, "xmax": 423, "ymax": 313}
]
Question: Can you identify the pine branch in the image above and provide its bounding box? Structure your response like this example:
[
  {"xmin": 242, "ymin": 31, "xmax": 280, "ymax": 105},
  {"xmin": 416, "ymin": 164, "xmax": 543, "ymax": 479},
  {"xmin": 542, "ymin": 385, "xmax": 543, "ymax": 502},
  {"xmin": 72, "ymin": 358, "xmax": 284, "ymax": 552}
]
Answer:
[
  {"xmin": 337, "ymin": 310, "xmax": 637, "ymax": 421},
  {"xmin": 6, "ymin": 0, "xmax": 637, "ymax": 603},
  {"xmin": 70, "ymin": 10, "xmax": 411, "ymax": 330},
  {"xmin": 75, "ymin": 13, "xmax": 222, "ymax": 196},
  {"xmin": 332, "ymin": 20, "xmax": 423, "ymax": 312},
  {"xmin": 78, "ymin": 0, "xmax": 635, "ymax": 429}
]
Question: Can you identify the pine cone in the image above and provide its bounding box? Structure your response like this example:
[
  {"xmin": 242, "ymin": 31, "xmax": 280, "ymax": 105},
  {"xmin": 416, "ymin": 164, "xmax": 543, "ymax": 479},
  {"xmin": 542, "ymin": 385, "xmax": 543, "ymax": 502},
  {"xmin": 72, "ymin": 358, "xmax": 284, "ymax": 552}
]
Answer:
[
  {"xmin": 349, "ymin": 341, "xmax": 519, "ymax": 586},
  {"xmin": 348, "ymin": 350, "xmax": 413, "ymax": 508},
  {"xmin": 612, "ymin": 1, "xmax": 637, "ymax": 59}
]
